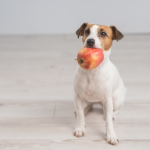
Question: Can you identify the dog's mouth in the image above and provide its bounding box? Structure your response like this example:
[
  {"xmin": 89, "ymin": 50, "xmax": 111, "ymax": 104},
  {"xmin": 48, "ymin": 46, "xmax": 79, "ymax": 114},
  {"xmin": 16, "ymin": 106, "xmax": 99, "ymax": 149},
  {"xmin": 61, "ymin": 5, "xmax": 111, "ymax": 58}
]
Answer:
[
  {"xmin": 85, "ymin": 46, "xmax": 102, "ymax": 50},
  {"xmin": 85, "ymin": 45, "xmax": 95, "ymax": 48}
]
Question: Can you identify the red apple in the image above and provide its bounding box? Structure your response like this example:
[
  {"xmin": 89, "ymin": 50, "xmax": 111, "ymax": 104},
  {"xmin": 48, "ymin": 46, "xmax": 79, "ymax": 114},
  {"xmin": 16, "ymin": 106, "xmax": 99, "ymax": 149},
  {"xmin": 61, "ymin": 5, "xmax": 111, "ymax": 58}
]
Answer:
[{"xmin": 76, "ymin": 47, "xmax": 104, "ymax": 70}]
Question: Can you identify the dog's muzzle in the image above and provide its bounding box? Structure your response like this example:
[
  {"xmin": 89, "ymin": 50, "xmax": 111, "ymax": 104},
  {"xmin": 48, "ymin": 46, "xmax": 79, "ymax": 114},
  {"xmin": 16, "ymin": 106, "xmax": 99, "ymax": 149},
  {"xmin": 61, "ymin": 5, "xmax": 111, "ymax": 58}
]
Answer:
[{"xmin": 87, "ymin": 39, "xmax": 95, "ymax": 47}]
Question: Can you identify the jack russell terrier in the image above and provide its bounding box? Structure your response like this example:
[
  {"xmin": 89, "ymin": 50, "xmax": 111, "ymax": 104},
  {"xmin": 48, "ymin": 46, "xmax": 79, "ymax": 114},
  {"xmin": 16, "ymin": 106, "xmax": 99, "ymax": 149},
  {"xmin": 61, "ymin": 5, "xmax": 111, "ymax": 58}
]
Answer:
[{"xmin": 74, "ymin": 23, "xmax": 126, "ymax": 145}]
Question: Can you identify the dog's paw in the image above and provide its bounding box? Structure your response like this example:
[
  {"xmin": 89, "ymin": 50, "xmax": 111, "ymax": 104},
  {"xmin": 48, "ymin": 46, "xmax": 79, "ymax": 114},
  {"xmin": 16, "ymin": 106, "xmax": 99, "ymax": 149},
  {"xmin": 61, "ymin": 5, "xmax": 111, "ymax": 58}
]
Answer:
[
  {"xmin": 107, "ymin": 132, "xmax": 119, "ymax": 146},
  {"xmin": 74, "ymin": 127, "xmax": 85, "ymax": 138}
]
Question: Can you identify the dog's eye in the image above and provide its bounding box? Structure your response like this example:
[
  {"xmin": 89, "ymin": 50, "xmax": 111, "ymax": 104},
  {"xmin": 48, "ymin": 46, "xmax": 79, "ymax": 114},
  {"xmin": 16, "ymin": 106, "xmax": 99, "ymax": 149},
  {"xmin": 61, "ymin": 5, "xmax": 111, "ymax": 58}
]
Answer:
[
  {"xmin": 100, "ymin": 32, "xmax": 107, "ymax": 37},
  {"xmin": 85, "ymin": 29, "xmax": 90, "ymax": 35}
]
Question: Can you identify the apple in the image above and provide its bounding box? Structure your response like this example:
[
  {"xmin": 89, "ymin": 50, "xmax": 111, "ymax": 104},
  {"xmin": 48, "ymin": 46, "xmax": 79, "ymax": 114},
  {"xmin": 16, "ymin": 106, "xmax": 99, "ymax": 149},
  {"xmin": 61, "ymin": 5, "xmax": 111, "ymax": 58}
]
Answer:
[{"xmin": 76, "ymin": 47, "xmax": 104, "ymax": 70}]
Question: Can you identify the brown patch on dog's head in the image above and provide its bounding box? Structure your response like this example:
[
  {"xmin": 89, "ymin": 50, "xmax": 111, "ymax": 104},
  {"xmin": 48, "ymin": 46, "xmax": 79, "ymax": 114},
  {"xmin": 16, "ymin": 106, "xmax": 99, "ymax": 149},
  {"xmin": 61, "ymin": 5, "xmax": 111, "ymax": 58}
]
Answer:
[
  {"xmin": 76, "ymin": 23, "xmax": 96, "ymax": 43},
  {"xmin": 97, "ymin": 25, "xmax": 124, "ymax": 51},
  {"xmin": 97, "ymin": 25, "xmax": 114, "ymax": 51}
]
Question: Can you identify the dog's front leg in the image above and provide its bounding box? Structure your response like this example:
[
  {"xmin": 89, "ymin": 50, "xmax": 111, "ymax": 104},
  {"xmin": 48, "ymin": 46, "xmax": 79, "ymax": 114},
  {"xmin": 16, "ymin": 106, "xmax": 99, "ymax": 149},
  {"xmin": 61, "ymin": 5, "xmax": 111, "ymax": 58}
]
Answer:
[
  {"xmin": 74, "ymin": 96, "xmax": 85, "ymax": 137},
  {"xmin": 104, "ymin": 97, "xmax": 119, "ymax": 145}
]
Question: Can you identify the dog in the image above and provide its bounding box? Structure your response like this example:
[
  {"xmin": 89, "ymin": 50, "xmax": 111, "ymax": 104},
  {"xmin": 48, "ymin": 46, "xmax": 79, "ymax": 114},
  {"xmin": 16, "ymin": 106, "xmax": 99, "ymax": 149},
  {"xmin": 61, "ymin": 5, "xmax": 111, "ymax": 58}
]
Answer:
[{"xmin": 74, "ymin": 23, "xmax": 126, "ymax": 145}]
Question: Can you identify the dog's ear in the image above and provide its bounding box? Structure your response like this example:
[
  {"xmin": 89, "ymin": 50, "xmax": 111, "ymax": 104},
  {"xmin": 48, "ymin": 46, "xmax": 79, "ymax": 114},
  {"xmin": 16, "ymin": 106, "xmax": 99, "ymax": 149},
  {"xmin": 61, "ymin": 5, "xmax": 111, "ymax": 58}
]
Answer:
[
  {"xmin": 110, "ymin": 26, "xmax": 124, "ymax": 41},
  {"xmin": 76, "ymin": 23, "xmax": 88, "ymax": 38}
]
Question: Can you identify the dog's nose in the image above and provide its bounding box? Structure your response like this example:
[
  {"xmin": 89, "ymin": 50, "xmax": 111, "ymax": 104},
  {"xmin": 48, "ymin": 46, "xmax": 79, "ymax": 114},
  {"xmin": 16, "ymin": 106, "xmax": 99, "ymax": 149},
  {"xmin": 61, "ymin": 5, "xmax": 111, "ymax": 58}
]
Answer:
[{"xmin": 87, "ymin": 39, "xmax": 95, "ymax": 47}]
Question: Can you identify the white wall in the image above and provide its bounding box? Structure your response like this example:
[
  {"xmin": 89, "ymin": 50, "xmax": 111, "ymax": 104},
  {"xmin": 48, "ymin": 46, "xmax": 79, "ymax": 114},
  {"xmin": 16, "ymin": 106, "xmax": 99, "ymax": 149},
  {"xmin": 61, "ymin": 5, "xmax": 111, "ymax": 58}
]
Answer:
[{"xmin": 0, "ymin": 0, "xmax": 150, "ymax": 35}]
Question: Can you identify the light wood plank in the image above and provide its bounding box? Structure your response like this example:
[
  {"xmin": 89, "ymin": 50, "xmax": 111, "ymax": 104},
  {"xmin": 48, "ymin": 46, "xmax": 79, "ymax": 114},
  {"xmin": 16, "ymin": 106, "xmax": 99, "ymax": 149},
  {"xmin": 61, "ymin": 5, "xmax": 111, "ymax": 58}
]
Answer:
[
  {"xmin": 0, "ymin": 118, "xmax": 150, "ymax": 140},
  {"xmin": 0, "ymin": 140, "xmax": 50, "ymax": 150},
  {"xmin": 50, "ymin": 140, "xmax": 150, "ymax": 150},
  {"xmin": 55, "ymin": 103, "xmax": 150, "ymax": 123},
  {"xmin": 0, "ymin": 102, "xmax": 55, "ymax": 118},
  {"xmin": 0, "ymin": 102, "xmax": 150, "ymax": 123}
]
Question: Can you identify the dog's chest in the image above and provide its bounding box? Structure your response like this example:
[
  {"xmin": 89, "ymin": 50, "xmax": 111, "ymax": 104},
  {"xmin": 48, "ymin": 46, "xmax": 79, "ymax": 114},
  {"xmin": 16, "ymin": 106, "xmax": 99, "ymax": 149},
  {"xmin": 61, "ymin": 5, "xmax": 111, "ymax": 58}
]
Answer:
[{"xmin": 83, "ymin": 71, "xmax": 106, "ymax": 102}]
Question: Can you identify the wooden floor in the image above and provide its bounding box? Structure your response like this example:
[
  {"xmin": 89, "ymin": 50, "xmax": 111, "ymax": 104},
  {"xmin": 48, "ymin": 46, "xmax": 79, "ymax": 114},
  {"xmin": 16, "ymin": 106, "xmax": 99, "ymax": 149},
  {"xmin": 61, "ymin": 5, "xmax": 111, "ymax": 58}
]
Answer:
[{"xmin": 0, "ymin": 34, "xmax": 150, "ymax": 150}]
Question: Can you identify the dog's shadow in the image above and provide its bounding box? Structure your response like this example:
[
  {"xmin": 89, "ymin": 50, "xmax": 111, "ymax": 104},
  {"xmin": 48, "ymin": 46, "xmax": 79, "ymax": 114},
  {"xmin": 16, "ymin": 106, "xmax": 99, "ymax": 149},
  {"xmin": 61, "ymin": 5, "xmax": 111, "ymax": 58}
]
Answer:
[
  {"xmin": 85, "ymin": 104, "xmax": 104, "ymax": 117},
  {"xmin": 84, "ymin": 104, "xmax": 106, "ymax": 139}
]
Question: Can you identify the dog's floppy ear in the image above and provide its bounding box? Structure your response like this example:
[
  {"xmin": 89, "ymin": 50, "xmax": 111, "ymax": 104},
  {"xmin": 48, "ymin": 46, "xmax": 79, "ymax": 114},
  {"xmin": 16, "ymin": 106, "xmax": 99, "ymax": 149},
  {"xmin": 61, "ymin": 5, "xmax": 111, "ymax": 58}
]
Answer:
[
  {"xmin": 110, "ymin": 26, "xmax": 124, "ymax": 41},
  {"xmin": 76, "ymin": 23, "xmax": 88, "ymax": 38}
]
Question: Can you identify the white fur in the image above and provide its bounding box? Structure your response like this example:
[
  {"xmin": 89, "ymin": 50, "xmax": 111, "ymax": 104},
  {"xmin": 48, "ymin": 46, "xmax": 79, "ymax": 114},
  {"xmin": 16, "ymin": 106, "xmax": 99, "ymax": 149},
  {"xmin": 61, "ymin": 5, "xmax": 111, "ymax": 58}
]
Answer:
[
  {"xmin": 74, "ymin": 25, "xmax": 126, "ymax": 145},
  {"xmin": 83, "ymin": 25, "xmax": 102, "ymax": 48}
]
